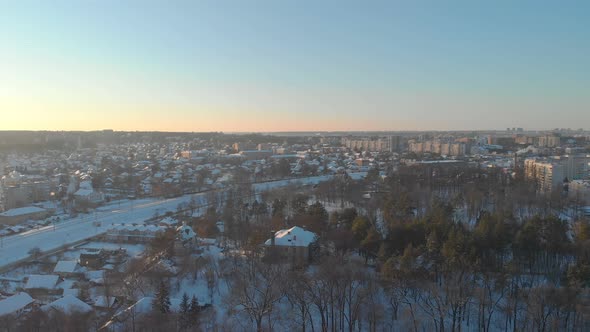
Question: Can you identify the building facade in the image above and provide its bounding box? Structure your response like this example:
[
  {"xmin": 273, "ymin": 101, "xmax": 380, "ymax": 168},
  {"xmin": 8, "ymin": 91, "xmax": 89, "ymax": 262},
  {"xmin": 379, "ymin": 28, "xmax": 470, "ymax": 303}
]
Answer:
[
  {"xmin": 525, "ymin": 155, "xmax": 590, "ymax": 192},
  {"xmin": 342, "ymin": 137, "xmax": 394, "ymax": 152},
  {"xmin": 408, "ymin": 140, "xmax": 467, "ymax": 156}
]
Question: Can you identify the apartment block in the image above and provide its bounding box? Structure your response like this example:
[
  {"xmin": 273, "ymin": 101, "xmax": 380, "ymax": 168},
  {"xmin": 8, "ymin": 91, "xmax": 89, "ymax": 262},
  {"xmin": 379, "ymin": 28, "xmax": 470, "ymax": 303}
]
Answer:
[
  {"xmin": 408, "ymin": 140, "xmax": 467, "ymax": 156},
  {"xmin": 524, "ymin": 155, "xmax": 590, "ymax": 192}
]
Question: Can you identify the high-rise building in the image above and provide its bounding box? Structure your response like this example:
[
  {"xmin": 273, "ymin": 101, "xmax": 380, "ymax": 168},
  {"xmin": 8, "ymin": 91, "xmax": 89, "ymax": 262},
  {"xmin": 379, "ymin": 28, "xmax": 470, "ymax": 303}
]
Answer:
[
  {"xmin": 389, "ymin": 135, "xmax": 402, "ymax": 152},
  {"xmin": 569, "ymin": 180, "xmax": 590, "ymax": 204},
  {"xmin": 408, "ymin": 140, "xmax": 467, "ymax": 156},
  {"xmin": 342, "ymin": 137, "xmax": 393, "ymax": 152},
  {"xmin": 526, "ymin": 160, "xmax": 565, "ymax": 192},
  {"xmin": 524, "ymin": 155, "xmax": 590, "ymax": 192},
  {"xmin": 537, "ymin": 134, "xmax": 561, "ymax": 148},
  {"xmin": 0, "ymin": 172, "xmax": 52, "ymax": 211}
]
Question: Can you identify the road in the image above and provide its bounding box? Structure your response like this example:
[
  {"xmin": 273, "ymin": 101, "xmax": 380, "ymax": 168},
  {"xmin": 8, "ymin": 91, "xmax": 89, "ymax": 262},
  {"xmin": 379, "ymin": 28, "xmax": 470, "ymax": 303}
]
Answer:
[{"xmin": 0, "ymin": 193, "xmax": 205, "ymax": 268}]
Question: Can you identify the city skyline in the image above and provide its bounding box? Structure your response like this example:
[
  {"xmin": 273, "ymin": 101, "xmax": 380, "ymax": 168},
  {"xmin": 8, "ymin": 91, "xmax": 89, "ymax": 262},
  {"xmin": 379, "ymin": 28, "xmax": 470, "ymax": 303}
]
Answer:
[{"xmin": 2, "ymin": 0, "xmax": 589, "ymax": 132}]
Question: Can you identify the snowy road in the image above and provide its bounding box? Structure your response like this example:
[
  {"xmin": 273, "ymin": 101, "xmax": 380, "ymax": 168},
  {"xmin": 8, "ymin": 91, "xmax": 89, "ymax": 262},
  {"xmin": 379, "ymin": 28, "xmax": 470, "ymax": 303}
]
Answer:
[{"xmin": 0, "ymin": 194, "xmax": 205, "ymax": 268}]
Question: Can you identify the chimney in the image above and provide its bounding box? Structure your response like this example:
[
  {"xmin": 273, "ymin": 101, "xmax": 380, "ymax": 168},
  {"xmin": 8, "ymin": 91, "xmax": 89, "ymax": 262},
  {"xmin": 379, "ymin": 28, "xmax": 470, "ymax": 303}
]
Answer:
[{"xmin": 270, "ymin": 230, "xmax": 275, "ymax": 246}]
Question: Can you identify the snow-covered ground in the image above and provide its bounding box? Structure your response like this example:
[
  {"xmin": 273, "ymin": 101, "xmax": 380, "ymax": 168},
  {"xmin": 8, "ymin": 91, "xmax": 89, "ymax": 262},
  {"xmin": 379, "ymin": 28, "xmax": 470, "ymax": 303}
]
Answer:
[
  {"xmin": 251, "ymin": 172, "xmax": 366, "ymax": 192},
  {"xmin": 0, "ymin": 195, "xmax": 206, "ymax": 268},
  {"xmin": 252, "ymin": 175, "xmax": 334, "ymax": 192}
]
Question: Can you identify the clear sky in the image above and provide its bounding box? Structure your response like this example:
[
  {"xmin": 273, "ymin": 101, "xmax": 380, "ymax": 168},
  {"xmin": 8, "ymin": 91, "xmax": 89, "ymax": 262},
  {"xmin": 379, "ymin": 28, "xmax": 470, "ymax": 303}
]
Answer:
[{"xmin": 1, "ymin": 0, "xmax": 589, "ymax": 132}]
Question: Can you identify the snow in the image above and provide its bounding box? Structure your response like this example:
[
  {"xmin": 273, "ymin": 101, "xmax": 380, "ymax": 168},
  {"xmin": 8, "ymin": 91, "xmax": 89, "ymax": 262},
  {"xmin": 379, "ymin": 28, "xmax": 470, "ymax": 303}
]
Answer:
[
  {"xmin": 159, "ymin": 217, "xmax": 179, "ymax": 226},
  {"xmin": 121, "ymin": 296, "xmax": 182, "ymax": 315},
  {"xmin": 0, "ymin": 206, "xmax": 46, "ymax": 217},
  {"xmin": 57, "ymin": 279, "xmax": 76, "ymax": 290},
  {"xmin": 252, "ymin": 173, "xmax": 367, "ymax": 192},
  {"xmin": 172, "ymin": 278, "xmax": 214, "ymax": 306},
  {"xmin": 84, "ymin": 270, "xmax": 105, "ymax": 281},
  {"xmin": 43, "ymin": 295, "xmax": 92, "ymax": 314},
  {"xmin": 73, "ymin": 188, "xmax": 94, "ymax": 196},
  {"xmin": 216, "ymin": 221, "xmax": 225, "ymax": 233},
  {"xmin": 53, "ymin": 260, "xmax": 79, "ymax": 274},
  {"xmin": 177, "ymin": 223, "xmax": 197, "ymax": 241},
  {"xmin": 150, "ymin": 259, "xmax": 177, "ymax": 275},
  {"xmin": 92, "ymin": 295, "xmax": 116, "ymax": 309},
  {"xmin": 348, "ymin": 171, "xmax": 368, "ymax": 180},
  {"xmin": 0, "ymin": 292, "xmax": 33, "ymax": 316},
  {"xmin": 62, "ymin": 288, "xmax": 79, "ymax": 297},
  {"xmin": 0, "ymin": 175, "xmax": 366, "ymax": 269},
  {"xmin": 24, "ymin": 274, "xmax": 59, "ymax": 289},
  {"xmin": 78, "ymin": 242, "xmax": 145, "ymax": 258},
  {"xmin": 264, "ymin": 226, "xmax": 317, "ymax": 247},
  {"xmin": 107, "ymin": 224, "xmax": 166, "ymax": 234},
  {"xmin": 252, "ymin": 175, "xmax": 334, "ymax": 192},
  {"xmin": 0, "ymin": 194, "xmax": 207, "ymax": 268}
]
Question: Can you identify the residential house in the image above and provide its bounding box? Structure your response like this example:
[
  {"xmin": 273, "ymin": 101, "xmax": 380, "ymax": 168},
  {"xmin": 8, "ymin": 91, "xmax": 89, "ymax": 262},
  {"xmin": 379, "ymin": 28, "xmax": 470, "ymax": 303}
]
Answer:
[
  {"xmin": 264, "ymin": 226, "xmax": 318, "ymax": 266},
  {"xmin": 23, "ymin": 274, "xmax": 62, "ymax": 297},
  {"xmin": 53, "ymin": 260, "xmax": 83, "ymax": 279},
  {"xmin": 42, "ymin": 295, "xmax": 92, "ymax": 314},
  {"xmin": 105, "ymin": 224, "xmax": 166, "ymax": 242},
  {"xmin": 73, "ymin": 181, "xmax": 105, "ymax": 208},
  {"xmin": 0, "ymin": 206, "xmax": 50, "ymax": 226},
  {"xmin": 92, "ymin": 295, "xmax": 117, "ymax": 311},
  {"xmin": 79, "ymin": 250, "xmax": 106, "ymax": 269},
  {"xmin": 0, "ymin": 292, "xmax": 34, "ymax": 318}
]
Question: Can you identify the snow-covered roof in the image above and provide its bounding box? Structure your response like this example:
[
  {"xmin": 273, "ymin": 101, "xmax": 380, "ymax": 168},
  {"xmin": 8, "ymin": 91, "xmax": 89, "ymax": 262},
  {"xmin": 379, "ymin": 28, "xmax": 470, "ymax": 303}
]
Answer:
[
  {"xmin": 43, "ymin": 295, "xmax": 92, "ymax": 314},
  {"xmin": 264, "ymin": 226, "xmax": 317, "ymax": 247},
  {"xmin": 24, "ymin": 275, "xmax": 59, "ymax": 289},
  {"xmin": 93, "ymin": 295, "xmax": 116, "ymax": 308},
  {"xmin": 216, "ymin": 221, "xmax": 225, "ymax": 233},
  {"xmin": 7, "ymin": 225, "xmax": 26, "ymax": 233},
  {"xmin": 0, "ymin": 292, "xmax": 34, "ymax": 316},
  {"xmin": 62, "ymin": 288, "xmax": 79, "ymax": 297},
  {"xmin": 177, "ymin": 223, "xmax": 196, "ymax": 241},
  {"xmin": 74, "ymin": 188, "xmax": 94, "ymax": 197},
  {"xmin": 85, "ymin": 270, "xmax": 105, "ymax": 281},
  {"xmin": 153, "ymin": 259, "xmax": 178, "ymax": 274},
  {"xmin": 0, "ymin": 206, "xmax": 46, "ymax": 217},
  {"xmin": 53, "ymin": 261, "xmax": 79, "ymax": 274},
  {"xmin": 160, "ymin": 217, "xmax": 179, "ymax": 226},
  {"xmin": 107, "ymin": 224, "xmax": 166, "ymax": 234}
]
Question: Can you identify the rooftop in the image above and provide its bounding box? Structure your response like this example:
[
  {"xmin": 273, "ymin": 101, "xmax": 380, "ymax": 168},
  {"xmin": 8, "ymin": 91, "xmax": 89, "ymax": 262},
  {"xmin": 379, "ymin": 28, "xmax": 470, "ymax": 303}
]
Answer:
[
  {"xmin": 0, "ymin": 292, "xmax": 34, "ymax": 316},
  {"xmin": 0, "ymin": 206, "xmax": 46, "ymax": 217},
  {"xmin": 43, "ymin": 295, "xmax": 92, "ymax": 314},
  {"xmin": 265, "ymin": 226, "xmax": 317, "ymax": 247},
  {"xmin": 53, "ymin": 260, "xmax": 80, "ymax": 274},
  {"xmin": 24, "ymin": 274, "xmax": 59, "ymax": 289}
]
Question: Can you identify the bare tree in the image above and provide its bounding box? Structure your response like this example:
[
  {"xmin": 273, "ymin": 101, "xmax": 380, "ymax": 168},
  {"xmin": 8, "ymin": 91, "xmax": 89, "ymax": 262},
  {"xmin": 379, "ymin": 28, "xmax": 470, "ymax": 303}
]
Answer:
[
  {"xmin": 0, "ymin": 313, "xmax": 16, "ymax": 332},
  {"xmin": 285, "ymin": 270, "xmax": 314, "ymax": 332},
  {"xmin": 224, "ymin": 255, "xmax": 286, "ymax": 331}
]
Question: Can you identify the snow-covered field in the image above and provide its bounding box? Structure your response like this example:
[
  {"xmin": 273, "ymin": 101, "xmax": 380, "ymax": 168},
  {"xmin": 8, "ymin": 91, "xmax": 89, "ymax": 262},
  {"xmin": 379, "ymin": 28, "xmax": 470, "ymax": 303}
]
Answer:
[{"xmin": 252, "ymin": 172, "xmax": 366, "ymax": 192}]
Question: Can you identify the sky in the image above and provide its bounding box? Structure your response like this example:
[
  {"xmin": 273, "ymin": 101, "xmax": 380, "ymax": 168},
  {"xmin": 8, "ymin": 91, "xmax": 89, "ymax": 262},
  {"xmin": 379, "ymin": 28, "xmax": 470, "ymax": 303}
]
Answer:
[{"xmin": 1, "ymin": 0, "xmax": 589, "ymax": 132}]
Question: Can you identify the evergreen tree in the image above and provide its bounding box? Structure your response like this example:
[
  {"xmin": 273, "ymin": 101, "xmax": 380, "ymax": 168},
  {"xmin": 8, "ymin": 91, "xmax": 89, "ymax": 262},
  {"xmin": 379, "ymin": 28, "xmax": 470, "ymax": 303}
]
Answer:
[
  {"xmin": 271, "ymin": 198, "xmax": 286, "ymax": 217},
  {"xmin": 153, "ymin": 280, "xmax": 171, "ymax": 313},
  {"xmin": 179, "ymin": 292, "xmax": 190, "ymax": 329},
  {"xmin": 188, "ymin": 294, "xmax": 200, "ymax": 327},
  {"xmin": 180, "ymin": 292, "xmax": 190, "ymax": 314}
]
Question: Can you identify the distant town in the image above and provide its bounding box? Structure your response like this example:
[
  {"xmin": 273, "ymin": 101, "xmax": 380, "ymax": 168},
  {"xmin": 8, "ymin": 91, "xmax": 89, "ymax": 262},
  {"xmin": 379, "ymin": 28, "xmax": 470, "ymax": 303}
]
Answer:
[{"xmin": 0, "ymin": 128, "xmax": 589, "ymax": 331}]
